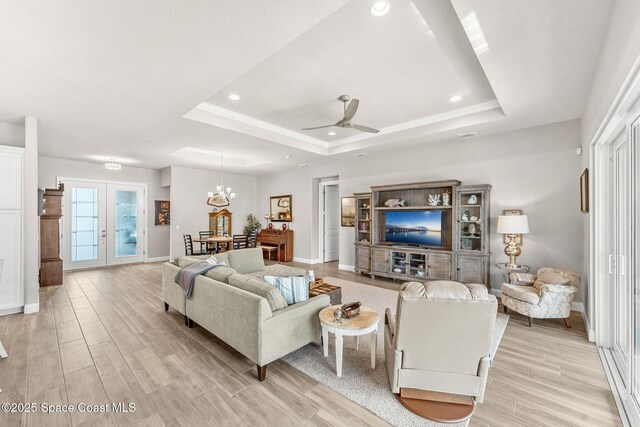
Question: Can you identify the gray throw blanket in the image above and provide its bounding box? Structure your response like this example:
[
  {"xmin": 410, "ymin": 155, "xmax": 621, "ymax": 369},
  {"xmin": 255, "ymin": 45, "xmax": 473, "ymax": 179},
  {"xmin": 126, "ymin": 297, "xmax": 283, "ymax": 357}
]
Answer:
[{"xmin": 174, "ymin": 261, "xmax": 223, "ymax": 299}]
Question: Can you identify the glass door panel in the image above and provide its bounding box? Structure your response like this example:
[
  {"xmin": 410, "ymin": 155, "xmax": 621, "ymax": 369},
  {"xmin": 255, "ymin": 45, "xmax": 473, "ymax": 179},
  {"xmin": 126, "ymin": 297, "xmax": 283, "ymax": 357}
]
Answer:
[
  {"xmin": 114, "ymin": 190, "xmax": 138, "ymax": 257},
  {"xmin": 63, "ymin": 181, "xmax": 106, "ymax": 270},
  {"xmin": 107, "ymin": 184, "xmax": 145, "ymax": 265}
]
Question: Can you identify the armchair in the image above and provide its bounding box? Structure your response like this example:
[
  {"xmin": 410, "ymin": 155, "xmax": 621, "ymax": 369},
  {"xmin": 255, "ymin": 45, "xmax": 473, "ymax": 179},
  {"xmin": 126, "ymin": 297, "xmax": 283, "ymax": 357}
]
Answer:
[
  {"xmin": 384, "ymin": 280, "xmax": 497, "ymax": 404},
  {"xmin": 500, "ymin": 267, "xmax": 580, "ymax": 327}
]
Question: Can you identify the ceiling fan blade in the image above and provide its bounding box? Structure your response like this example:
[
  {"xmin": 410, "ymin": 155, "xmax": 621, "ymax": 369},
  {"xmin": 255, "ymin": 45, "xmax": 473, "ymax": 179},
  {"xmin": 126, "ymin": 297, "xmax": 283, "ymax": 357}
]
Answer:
[
  {"xmin": 352, "ymin": 124, "xmax": 380, "ymax": 133},
  {"xmin": 301, "ymin": 124, "xmax": 336, "ymax": 130},
  {"xmin": 344, "ymin": 98, "xmax": 359, "ymax": 121}
]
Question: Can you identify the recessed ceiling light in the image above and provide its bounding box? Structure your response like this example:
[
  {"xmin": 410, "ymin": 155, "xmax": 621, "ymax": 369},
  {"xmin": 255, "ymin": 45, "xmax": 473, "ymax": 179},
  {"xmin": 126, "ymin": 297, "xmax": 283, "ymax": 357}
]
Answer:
[
  {"xmin": 299, "ymin": 163, "xmax": 308, "ymax": 168},
  {"xmin": 353, "ymin": 152, "xmax": 367, "ymax": 157},
  {"xmin": 328, "ymin": 131, "xmax": 336, "ymax": 136},
  {"xmin": 228, "ymin": 94, "xmax": 240, "ymax": 101},
  {"xmin": 283, "ymin": 155, "xmax": 292, "ymax": 159},
  {"xmin": 370, "ymin": 1, "xmax": 390, "ymax": 16},
  {"xmin": 449, "ymin": 95, "xmax": 462, "ymax": 102}
]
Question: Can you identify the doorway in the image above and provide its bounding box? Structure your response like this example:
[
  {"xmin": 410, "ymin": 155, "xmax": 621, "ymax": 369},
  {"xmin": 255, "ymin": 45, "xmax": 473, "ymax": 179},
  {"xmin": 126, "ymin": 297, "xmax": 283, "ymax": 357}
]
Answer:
[
  {"xmin": 319, "ymin": 180, "xmax": 340, "ymax": 263},
  {"xmin": 60, "ymin": 178, "xmax": 147, "ymax": 271}
]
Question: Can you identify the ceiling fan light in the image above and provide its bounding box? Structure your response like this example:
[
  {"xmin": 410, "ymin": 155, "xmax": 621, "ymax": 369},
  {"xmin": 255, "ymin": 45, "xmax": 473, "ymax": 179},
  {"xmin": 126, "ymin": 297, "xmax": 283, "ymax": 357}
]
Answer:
[
  {"xmin": 104, "ymin": 161, "xmax": 122, "ymax": 171},
  {"xmin": 370, "ymin": 1, "xmax": 390, "ymax": 16}
]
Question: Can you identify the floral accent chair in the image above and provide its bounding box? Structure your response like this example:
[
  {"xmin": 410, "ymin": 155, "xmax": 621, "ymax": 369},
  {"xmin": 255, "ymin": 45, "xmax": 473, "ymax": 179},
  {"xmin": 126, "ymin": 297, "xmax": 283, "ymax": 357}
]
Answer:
[{"xmin": 500, "ymin": 267, "xmax": 581, "ymax": 328}]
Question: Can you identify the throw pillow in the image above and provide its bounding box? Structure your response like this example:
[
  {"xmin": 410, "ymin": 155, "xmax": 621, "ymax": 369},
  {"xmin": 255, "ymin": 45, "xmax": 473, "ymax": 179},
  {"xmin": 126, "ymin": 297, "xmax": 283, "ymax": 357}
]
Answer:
[
  {"xmin": 263, "ymin": 275, "xmax": 310, "ymax": 305},
  {"xmin": 534, "ymin": 270, "xmax": 569, "ymax": 291},
  {"xmin": 227, "ymin": 273, "xmax": 288, "ymax": 311},
  {"xmin": 176, "ymin": 255, "xmax": 210, "ymax": 268}
]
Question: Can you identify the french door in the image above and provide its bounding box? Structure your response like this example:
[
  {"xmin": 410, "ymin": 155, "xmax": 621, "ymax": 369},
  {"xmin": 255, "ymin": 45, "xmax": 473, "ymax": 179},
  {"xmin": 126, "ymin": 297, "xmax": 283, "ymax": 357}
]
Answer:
[
  {"xmin": 62, "ymin": 179, "xmax": 146, "ymax": 270},
  {"xmin": 602, "ymin": 111, "xmax": 640, "ymax": 424},
  {"xmin": 611, "ymin": 132, "xmax": 631, "ymax": 383}
]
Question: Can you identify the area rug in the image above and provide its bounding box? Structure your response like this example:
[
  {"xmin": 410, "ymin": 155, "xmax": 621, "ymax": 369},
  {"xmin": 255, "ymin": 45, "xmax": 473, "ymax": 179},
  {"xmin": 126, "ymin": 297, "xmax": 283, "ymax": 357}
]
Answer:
[{"xmin": 282, "ymin": 276, "xmax": 509, "ymax": 427}]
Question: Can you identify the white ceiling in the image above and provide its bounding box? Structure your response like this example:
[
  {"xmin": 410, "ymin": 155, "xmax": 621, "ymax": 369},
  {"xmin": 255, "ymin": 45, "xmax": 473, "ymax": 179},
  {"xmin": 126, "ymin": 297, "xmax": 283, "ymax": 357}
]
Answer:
[{"xmin": 0, "ymin": 0, "xmax": 613, "ymax": 175}]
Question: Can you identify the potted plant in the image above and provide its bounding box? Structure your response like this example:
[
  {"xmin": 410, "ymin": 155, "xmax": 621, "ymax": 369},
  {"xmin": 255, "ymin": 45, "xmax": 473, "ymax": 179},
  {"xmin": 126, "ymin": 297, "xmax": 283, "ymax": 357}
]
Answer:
[{"xmin": 243, "ymin": 213, "xmax": 263, "ymax": 235}]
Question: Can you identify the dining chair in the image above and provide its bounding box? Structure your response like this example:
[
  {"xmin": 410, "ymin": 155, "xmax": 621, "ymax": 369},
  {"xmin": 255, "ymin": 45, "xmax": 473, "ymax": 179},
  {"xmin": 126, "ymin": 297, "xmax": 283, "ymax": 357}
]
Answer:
[
  {"xmin": 184, "ymin": 234, "xmax": 206, "ymax": 256},
  {"xmin": 199, "ymin": 231, "xmax": 216, "ymax": 254},
  {"xmin": 232, "ymin": 234, "xmax": 248, "ymax": 250},
  {"xmin": 247, "ymin": 231, "xmax": 258, "ymax": 248}
]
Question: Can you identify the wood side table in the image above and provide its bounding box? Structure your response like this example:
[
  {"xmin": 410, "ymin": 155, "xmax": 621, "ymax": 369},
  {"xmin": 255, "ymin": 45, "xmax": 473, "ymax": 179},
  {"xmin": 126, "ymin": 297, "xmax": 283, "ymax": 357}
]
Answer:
[
  {"xmin": 319, "ymin": 305, "xmax": 379, "ymax": 377},
  {"xmin": 309, "ymin": 282, "xmax": 342, "ymax": 305}
]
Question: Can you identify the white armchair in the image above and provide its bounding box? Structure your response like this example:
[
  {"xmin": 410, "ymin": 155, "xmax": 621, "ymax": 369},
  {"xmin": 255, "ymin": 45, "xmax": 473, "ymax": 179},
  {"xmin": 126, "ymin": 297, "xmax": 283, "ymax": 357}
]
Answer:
[
  {"xmin": 500, "ymin": 267, "xmax": 580, "ymax": 327},
  {"xmin": 384, "ymin": 280, "xmax": 497, "ymax": 404}
]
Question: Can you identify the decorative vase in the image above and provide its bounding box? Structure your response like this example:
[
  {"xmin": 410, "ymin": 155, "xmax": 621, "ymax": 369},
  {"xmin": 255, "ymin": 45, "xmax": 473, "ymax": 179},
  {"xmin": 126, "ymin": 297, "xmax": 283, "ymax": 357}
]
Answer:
[
  {"xmin": 282, "ymin": 223, "xmax": 287, "ymax": 230},
  {"xmin": 467, "ymin": 223, "xmax": 477, "ymax": 236}
]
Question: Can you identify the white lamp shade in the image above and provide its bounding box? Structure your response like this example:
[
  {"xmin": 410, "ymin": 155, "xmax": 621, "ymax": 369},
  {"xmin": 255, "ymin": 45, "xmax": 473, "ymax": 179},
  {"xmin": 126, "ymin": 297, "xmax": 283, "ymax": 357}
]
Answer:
[{"xmin": 497, "ymin": 215, "xmax": 529, "ymax": 234}]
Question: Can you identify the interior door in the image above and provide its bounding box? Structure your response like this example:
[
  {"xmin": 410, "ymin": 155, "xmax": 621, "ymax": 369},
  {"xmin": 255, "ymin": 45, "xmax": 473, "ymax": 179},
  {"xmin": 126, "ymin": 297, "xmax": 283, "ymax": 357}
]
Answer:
[
  {"xmin": 63, "ymin": 181, "xmax": 107, "ymax": 270},
  {"xmin": 611, "ymin": 132, "xmax": 631, "ymax": 383},
  {"xmin": 106, "ymin": 184, "xmax": 145, "ymax": 265},
  {"xmin": 323, "ymin": 185, "xmax": 340, "ymax": 262}
]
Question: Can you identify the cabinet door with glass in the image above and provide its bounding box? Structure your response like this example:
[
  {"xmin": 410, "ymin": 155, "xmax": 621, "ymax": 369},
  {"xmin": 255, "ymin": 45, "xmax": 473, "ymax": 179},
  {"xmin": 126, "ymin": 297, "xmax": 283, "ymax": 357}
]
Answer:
[
  {"xmin": 455, "ymin": 185, "xmax": 491, "ymax": 254},
  {"xmin": 354, "ymin": 193, "xmax": 372, "ymax": 244},
  {"xmin": 390, "ymin": 250, "xmax": 408, "ymax": 276}
]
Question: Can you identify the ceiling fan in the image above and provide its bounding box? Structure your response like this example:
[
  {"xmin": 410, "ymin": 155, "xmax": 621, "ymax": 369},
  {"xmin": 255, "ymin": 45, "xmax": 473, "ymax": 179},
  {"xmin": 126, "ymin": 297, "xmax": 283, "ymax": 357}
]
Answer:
[{"xmin": 302, "ymin": 95, "xmax": 380, "ymax": 134}]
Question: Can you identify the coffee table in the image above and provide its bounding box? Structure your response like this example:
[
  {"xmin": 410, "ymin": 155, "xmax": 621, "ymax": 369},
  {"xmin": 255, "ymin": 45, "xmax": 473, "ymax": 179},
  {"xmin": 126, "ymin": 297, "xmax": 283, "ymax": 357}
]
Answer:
[{"xmin": 319, "ymin": 305, "xmax": 380, "ymax": 377}]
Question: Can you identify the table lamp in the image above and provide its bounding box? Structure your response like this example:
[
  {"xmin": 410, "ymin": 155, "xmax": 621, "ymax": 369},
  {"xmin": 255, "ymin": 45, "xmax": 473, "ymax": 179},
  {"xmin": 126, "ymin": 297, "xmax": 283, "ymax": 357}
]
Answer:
[{"xmin": 497, "ymin": 215, "xmax": 529, "ymax": 268}]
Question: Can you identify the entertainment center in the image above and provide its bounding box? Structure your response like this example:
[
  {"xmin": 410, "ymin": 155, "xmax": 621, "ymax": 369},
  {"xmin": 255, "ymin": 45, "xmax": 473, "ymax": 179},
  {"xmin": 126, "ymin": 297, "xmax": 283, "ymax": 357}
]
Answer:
[{"xmin": 353, "ymin": 180, "xmax": 492, "ymax": 288}]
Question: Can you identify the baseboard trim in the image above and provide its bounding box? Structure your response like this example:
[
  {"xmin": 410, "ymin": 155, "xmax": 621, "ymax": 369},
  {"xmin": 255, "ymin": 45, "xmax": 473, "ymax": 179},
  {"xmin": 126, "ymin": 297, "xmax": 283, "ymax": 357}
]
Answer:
[
  {"xmin": 293, "ymin": 257, "xmax": 321, "ymax": 264},
  {"xmin": 0, "ymin": 307, "xmax": 23, "ymax": 316},
  {"xmin": 24, "ymin": 301, "xmax": 39, "ymax": 314},
  {"xmin": 146, "ymin": 256, "xmax": 170, "ymax": 263},
  {"xmin": 338, "ymin": 264, "xmax": 355, "ymax": 272}
]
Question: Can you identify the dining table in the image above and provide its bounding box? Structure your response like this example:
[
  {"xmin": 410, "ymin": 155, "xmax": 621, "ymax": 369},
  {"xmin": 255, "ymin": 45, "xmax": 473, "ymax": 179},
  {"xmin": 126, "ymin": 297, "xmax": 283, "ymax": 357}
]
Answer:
[{"xmin": 192, "ymin": 236, "xmax": 233, "ymax": 254}]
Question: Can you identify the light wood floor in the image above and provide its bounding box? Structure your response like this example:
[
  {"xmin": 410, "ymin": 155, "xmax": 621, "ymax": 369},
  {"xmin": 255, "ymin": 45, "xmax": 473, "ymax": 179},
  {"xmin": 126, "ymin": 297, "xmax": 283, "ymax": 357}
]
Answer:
[{"xmin": 0, "ymin": 261, "xmax": 622, "ymax": 427}]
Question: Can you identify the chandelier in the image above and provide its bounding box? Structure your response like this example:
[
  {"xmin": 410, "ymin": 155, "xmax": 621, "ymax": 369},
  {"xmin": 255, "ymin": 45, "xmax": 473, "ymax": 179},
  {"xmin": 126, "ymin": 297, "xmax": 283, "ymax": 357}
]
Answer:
[{"xmin": 207, "ymin": 153, "xmax": 236, "ymax": 207}]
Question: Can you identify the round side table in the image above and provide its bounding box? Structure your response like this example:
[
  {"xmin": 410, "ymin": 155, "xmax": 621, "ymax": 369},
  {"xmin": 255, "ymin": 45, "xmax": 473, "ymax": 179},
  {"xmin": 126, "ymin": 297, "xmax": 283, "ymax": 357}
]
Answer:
[
  {"xmin": 495, "ymin": 263, "xmax": 530, "ymax": 283},
  {"xmin": 319, "ymin": 305, "xmax": 380, "ymax": 377}
]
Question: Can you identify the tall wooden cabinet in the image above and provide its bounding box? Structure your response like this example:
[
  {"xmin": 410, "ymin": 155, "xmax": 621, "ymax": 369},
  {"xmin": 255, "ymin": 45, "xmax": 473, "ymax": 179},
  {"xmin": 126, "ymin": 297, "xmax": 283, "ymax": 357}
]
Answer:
[
  {"xmin": 453, "ymin": 185, "xmax": 492, "ymax": 286},
  {"xmin": 0, "ymin": 146, "xmax": 24, "ymax": 314},
  {"xmin": 40, "ymin": 184, "xmax": 64, "ymax": 287},
  {"xmin": 354, "ymin": 192, "xmax": 372, "ymax": 274}
]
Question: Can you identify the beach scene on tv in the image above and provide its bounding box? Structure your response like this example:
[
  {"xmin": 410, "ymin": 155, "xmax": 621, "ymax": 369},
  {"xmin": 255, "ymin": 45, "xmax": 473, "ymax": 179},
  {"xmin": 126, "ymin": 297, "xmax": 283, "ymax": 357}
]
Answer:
[{"xmin": 384, "ymin": 210, "xmax": 443, "ymax": 246}]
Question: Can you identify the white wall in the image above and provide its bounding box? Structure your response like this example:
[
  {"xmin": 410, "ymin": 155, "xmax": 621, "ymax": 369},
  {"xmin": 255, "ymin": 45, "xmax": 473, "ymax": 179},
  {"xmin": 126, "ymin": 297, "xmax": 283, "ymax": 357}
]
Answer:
[
  {"xmin": 257, "ymin": 120, "xmax": 585, "ymax": 301},
  {"xmin": 169, "ymin": 166, "xmax": 258, "ymax": 259},
  {"xmin": 581, "ymin": 0, "xmax": 640, "ymax": 320},
  {"xmin": 38, "ymin": 156, "xmax": 170, "ymax": 259},
  {"xmin": 0, "ymin": 122, "xmax": 25, "ymax": 147}
]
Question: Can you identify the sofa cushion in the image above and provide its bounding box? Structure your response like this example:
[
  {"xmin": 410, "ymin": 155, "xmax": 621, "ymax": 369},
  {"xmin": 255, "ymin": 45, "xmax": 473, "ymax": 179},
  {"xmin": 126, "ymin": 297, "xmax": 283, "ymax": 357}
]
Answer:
[
  {"xmin": 264, "ymin": 275, "xmax": 309, "ymax": 305},
  {"xmin": 420, "ymin": 280, "xmax": 491, "ymax": 301},
  {"xmin": 264, "ymin": 264, "xmax": 307, "ymax": 277},
  {"xmin": 501, "ymin": 283, "xmax": 541, "ymax": 305},
  {"xmin": 228, "ymin": 273, "xmax": 287, "ymax": 311},
  {"xmin": 203, "ymin": 266, "xmax": 236, "ymax": 284},
  {"xmin": 228, "ymin": 248, "xmax": 265, "ymax": 274}
]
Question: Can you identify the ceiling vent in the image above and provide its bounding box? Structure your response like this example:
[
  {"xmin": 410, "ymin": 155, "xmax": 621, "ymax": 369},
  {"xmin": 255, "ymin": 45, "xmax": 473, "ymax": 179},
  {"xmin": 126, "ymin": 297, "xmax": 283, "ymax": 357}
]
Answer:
[{"xmin": 457, "ymin": 131, "xmax": 478, "ymax": 139}]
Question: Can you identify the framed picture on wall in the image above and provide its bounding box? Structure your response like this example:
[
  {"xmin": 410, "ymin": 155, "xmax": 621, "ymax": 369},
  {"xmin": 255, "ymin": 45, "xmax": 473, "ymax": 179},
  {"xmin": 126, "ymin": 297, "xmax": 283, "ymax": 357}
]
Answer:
[
  {"xmin": 580, "ymin": 168, "xmax": 589, "ymax": 213},
  {"xmin": 341, "ymin": 197, "xmax": 356, "ymax": 227},
  {"xmin": 155, "ymin": 200, "xmax": 170, "ymax": 225},
  {"xmin": 503, "ymin": 209, "xmax": 523, "ymax": 244}
]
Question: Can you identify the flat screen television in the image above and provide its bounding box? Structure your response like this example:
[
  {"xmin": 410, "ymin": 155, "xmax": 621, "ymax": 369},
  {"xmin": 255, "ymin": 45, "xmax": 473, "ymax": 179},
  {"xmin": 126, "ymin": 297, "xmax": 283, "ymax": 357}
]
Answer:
[{"xmin": 384, "ymin": 210, "xmax": 443, "ymax": 247}]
